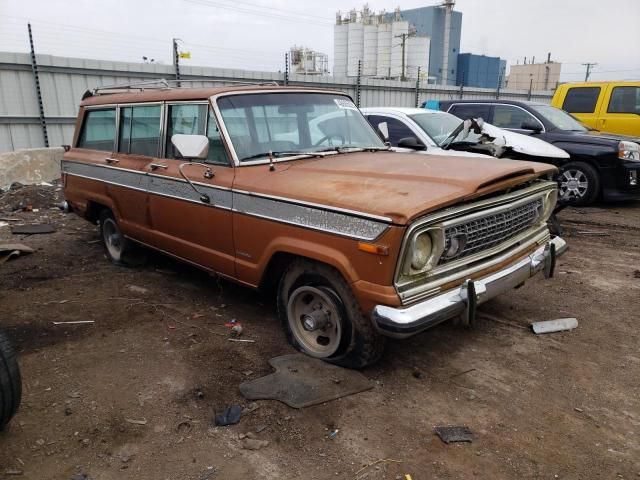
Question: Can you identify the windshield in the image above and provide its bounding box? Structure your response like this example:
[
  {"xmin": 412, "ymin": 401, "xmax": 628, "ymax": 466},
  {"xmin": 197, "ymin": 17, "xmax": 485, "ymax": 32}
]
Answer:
[
  {"xmin": 530, "ymin": 104, "xmax": 588, "ymax": 131},
  {"xmin": 408, "ymin": 111, "xmax": 473, "ymax": 145},
  {"xmin": 217, "ymin": 93, "xmax": 385, "ymax": 162}
]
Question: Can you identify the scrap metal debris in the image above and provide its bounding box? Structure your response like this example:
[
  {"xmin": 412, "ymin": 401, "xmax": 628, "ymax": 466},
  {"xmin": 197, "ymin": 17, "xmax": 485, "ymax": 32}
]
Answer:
[
  {"xmin": 0, "ymin": 243, "xmax": 34, "ymax": 264},
  {"xmin": 124, "ymin": 417, "xmax": 148, "ymax": 426},
  {"xmin": 11, "ymin": 224, "xmax": 56, "ymax": 235},
  {"xmin": 434, "ymin": 425, "xmax": 474, "ymax": 444},
  {"xmin": 52, "ymin": 321, "xmax": 95, "ymax": 326},
  {"xmin": 214, "ymin": 405, "xmax": 242, "ymax": 426},
  {"xmin": 531, "ymin": 318, "xmax": 579, "ymax": 334}
]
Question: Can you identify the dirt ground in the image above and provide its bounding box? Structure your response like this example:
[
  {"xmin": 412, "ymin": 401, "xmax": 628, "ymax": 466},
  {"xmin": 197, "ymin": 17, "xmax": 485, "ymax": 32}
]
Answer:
[{"xmin": 0, "ymin": 183, "xmax": 639, "ymax": 480}]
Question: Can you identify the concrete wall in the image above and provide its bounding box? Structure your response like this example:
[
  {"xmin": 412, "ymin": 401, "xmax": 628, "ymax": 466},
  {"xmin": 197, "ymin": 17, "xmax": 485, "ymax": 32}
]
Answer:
[
  {"xmin": 0, "ymin": 51, "xmax": 553, "ymax": 153},
  {"xmin": 0, "ymin": 147, "xmax": 63, "ymax": 188}
]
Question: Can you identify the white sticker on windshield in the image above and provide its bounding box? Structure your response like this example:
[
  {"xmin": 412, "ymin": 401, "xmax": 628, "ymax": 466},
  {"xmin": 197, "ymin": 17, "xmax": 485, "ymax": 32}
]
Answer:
[{"xmin": 334, "ymin": 98, "xmax": 357, "ymax": 110}]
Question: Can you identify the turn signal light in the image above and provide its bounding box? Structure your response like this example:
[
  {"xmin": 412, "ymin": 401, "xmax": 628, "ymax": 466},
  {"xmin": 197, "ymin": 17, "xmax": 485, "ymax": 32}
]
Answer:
[{"xmin": 358, "ymin": 242, "xmax": 389, "ymax": 256}]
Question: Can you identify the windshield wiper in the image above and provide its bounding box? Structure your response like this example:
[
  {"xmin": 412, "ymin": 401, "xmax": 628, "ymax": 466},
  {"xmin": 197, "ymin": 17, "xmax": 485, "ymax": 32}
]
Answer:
[{"xmin": 240, "ymin": 151, "xmax": 313, "ymax": 162}]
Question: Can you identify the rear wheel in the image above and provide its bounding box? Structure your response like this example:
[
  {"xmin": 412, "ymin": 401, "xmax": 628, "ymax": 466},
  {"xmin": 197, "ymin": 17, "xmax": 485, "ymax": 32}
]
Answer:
[
  {"xmin": 0, "ymin": 331, "xmax": 22, "ymax": 430},
  {"xmin": 99, "ymin": 210, "xmax": 145, "ymax": 266},
  {"xmin": 277, "ymin": 259, "xmax": 385, "ymax": 369},
  {"xmin": 558, "ymin": 161, "xmax": 600, "ymax": 206}
]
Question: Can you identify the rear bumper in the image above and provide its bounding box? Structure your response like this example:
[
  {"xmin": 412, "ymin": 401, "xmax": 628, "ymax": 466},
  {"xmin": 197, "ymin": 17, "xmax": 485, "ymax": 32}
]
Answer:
[{"xmin": 372, "ymin": 236, "xmax": 567, "ymax": 339}]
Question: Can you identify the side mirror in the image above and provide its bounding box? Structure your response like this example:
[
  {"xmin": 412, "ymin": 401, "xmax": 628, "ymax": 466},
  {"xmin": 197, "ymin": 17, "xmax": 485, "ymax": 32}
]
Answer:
[
  {"xmin": 171, "ymin": 134, "xmax": 209, "ymax": 160},
  {"xmin": 397, "ymin": 136, "xmax": 426, "ymax": 151},
  {"xmin": 520, "ymin": 120, "xmax": 542, "ymax": 133},
  {"xmin": 377, "ymin": 122, "xmax": 390, "ymax": 142}
]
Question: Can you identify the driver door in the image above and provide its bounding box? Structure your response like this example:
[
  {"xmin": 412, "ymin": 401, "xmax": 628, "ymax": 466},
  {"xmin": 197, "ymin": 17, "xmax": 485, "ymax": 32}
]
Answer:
[{"xmin": 145, "ymin": 103, "xmax": 236, "ymax": 277}]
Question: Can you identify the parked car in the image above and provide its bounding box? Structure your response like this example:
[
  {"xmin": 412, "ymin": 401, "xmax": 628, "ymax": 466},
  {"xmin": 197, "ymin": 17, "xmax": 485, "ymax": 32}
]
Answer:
[
  {"xmin": 435, "ymin": 99, "xmax": 640, "ymax": 205},
  {"xmin": 0, "ymin": 330, "xmax": 21, "ymax": 430},
  {"xmin": 551, "ymin": 81, "xmax": 640, "ymax": 136},
  {"xmin": 361, "ymin": 107, "xmax": 569, "ymax": 161},
  {"xmin": 63, "ymin": 83, "xmax": 566, "ymax": 367}
]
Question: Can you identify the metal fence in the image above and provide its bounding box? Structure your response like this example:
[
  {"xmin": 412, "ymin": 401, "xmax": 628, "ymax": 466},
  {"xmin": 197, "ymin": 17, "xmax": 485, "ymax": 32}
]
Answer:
[{"xmin": 0, "ymin": 51, "xmax": 554, "ymax": 153}]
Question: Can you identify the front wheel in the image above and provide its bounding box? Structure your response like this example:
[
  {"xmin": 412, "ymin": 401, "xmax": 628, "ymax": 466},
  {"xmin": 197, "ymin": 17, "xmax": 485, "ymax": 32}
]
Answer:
[
  {"xmin": 277, "ymin": 259, "xmax": 385, "ymax": 369},
  {"xmin": 558, "ymin": 161, "xmax": 600, "ymax": 206}
]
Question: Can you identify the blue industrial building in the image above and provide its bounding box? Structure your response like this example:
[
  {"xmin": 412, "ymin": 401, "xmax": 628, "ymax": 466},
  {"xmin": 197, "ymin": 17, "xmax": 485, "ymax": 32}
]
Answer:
[
  {"xmin": 386, "ymin": 6, "xmax": 462, "ymax": 86},
  {"xmin": 456, "ymin": 53, "xmax": 506, "ymax": 89}
]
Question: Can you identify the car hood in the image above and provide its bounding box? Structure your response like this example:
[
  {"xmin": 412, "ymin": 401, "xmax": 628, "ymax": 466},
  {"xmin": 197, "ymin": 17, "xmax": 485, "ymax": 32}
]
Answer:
[
  {"xmin": 479, "ymin": 122, "xmax": 570, "ymax": 158},
  {"xmin": 233, "ymin": 151, "xmax": 557, "ymax": 225}
]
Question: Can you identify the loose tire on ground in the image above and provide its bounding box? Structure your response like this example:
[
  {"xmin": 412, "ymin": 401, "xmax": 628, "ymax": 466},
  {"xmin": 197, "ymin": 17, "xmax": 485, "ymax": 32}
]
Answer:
[
  {"xmin": 0, "ymin": 330, "xmax": 22, "ymax": 430},
  {"xmin": 558, "ymin": 161, "xmax": 600, "ymax": 206},
  {"xmin": 277, "ymin": 259, "xmax": 386, "ymax": 369},
  {"xmin": 99, "ymin": 210, "xmax": 146, "ymax": 267}
]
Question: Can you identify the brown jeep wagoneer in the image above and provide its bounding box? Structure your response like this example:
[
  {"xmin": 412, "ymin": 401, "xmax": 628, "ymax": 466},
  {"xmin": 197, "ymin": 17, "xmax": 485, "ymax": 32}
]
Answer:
[{"xmin": 62, "ymin": 82, "xmax": 567, "ymax": 368}]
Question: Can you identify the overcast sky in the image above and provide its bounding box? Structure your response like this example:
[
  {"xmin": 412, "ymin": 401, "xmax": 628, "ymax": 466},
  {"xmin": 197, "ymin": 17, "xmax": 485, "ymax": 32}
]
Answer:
[{"xmin": 1, "ymin": 0, "xmax": 639, "ymax": 82}]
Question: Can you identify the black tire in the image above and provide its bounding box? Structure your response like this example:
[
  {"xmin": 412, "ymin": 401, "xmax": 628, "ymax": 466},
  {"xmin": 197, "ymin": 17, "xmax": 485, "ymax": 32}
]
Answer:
[
  {"xmin": 99, "ymin": 210, "xmax": 146, "ymax": 267},
  {"xmin": 277, "ymin": 259, "xmax": 386, "ymax": 369},
  {"xmin": 558, "ymin": 161, "xmax": 600, "ymax": 206},
  {"xmin": 0, "ymin": 331, "xmax": 22, "ymax": 430}
]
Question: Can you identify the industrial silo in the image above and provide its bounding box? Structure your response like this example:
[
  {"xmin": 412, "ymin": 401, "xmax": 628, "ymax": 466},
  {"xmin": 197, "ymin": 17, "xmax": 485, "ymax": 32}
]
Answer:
[
  {"xmin": 390, "ymin": 20, "xmax": 409, "ymax": 78},
  {"xmin": 376, "ymin": 20, "xmax": 392, "ymax": 78},
  {"xmin": 406, "ymin": 36, "xmax": 430, "ymax": 79},
  {"xmin": 347, "ymin": 19, "xmax": 364, "ymax": 76},
  {"xmin": 333, "ymin": 12, "xmax": 349, "ymax": 77}
]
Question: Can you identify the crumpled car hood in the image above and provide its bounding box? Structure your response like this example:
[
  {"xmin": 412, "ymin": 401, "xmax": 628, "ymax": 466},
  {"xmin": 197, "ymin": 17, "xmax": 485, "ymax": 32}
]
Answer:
[
  {"xmin": 479, "ymin": 122, "xmax": 570, "ymax": 158},
  {"xmin": 234, "ymin": 151, "xmax": 557, "ymax": 225}
]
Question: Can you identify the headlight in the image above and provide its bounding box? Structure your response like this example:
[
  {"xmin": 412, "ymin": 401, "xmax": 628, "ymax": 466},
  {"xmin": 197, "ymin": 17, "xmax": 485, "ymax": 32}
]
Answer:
[
  {"xmin": 619, "ymin": 141, "xmax": 640, "ymax": 162},
  {"xmin": 410, "ymin": 232, "xmax": 433, "ymax": 270},
  {"xmin": 541, "ymin": 189, "xmax": 558, "ymax": 221}
]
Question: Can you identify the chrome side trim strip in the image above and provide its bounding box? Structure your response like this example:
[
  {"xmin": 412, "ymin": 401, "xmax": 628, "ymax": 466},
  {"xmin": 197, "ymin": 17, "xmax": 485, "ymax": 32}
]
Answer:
[{"xmin": 62, "ymin": 160, "xmax": 389, "ymax": 241}]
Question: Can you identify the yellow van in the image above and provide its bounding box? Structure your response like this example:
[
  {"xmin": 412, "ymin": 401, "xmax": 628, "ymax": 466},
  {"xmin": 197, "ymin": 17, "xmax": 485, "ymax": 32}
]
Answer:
[{"xmin": 552, "ymin": 81, "xmax": 640, "ymax": 137}]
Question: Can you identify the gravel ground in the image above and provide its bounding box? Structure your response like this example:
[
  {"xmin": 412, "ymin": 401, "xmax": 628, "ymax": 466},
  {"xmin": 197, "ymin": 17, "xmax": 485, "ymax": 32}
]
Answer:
[{"xmin": 1, "ymin": 184, "xmax": 639, "ymax": 479}]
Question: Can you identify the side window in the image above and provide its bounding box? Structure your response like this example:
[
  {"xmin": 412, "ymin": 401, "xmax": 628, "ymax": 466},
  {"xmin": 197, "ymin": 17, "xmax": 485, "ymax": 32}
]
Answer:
[
  {"xmin": 492, "ymin": 105, "xmax": 539, "ymax": 129},
  {"xmin": 206, "ymin": 109, "xmax": 230, "ymax": 165},
  {"xmin": 118, "ymin": 105, "xmax": 161, "ymax": 156},
  {"xmin": 448, "ymin": 104, "xmax": 491, "ymax": 121},
  {"xmin": 608, "ymin": 86, "xmax": 640, "ymax": 114},
  {"xmin": 562, "ymin": 87, "xmax": 601, "ymax": 113},
  {"xmin": 77, "ymin": 109, "xmax": 116, "ymax": 151},
  {"xmin": 165, "ymin": 104, "xmax": 207, "ymax": 158},
  {"xmin": 367, "ymin": 115, "xmax": 414, "ymax": 147}
]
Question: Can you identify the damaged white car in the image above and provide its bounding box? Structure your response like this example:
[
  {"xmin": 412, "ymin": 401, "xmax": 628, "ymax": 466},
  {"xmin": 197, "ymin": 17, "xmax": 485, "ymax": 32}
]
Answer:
[{"xmin": 362, "ymin": 107, "xmax": 569, "ymax": 162}]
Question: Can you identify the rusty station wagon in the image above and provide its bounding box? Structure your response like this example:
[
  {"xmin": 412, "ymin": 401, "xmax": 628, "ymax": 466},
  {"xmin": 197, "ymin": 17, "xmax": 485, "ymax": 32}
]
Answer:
[{"xmin": 62, "ymin": 82, "xmax": 567, "ymax": 368}]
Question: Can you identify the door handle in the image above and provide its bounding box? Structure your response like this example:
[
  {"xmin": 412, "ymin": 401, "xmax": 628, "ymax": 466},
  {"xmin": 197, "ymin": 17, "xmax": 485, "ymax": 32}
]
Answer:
[
  {"xmin": 149, "ymin": 163, "xmax": 168, "ymax": 170},
  {"xmin": 104, "ymin": 157, "xmax": 119, "ymax": 164}
]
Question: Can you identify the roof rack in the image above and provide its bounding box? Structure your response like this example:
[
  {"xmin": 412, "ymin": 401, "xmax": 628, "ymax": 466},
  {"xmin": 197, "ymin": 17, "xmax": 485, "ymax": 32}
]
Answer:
[{"xmin": 82, "ymin": 78, "xmax": 280, "ymax": 99}]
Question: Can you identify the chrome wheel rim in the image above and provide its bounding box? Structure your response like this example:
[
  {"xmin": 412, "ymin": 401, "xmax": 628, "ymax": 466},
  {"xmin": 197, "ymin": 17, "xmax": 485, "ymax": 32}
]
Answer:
[
  {"xmin": 559, "ymin": 169, "xmax": 589, "ymax": 200},
  {"xmin": 286, "ymin": 286, "xmax": 343, "ymax": 358},
  {"xmin": 102, "ymin": 218, "xmax": 124, "ymax": 261}
]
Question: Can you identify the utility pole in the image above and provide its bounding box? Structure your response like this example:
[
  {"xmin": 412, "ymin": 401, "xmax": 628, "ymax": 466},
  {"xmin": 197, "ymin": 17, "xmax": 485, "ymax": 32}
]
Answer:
[
  {"xmin": 172, "ymin": 38, "xmax": 181, "ymax": 86},
  {"xmin": 355, "ymin": 59, "xmax": 362, "ymax": 108},
  {"xmin": 582, "ymin": 62, "xmax": 597, "ymax": 81},
  {"xmin": 415, "ymin": 66, "xmax": 421, "ymax": 107},
  {"xmin": 284, "ymin": 52, "xmax": 289, "ymax": 86},
  {"xmin": 28, "ymin": 23, "xmax": 48, "ymax": 148},
  {"xmin": 528, "ymin": 74, "xmax": 533, "ymax": 100},
  {"xmin": 394, "ymin": 32, "xmax": 414, "ymax": 81}
]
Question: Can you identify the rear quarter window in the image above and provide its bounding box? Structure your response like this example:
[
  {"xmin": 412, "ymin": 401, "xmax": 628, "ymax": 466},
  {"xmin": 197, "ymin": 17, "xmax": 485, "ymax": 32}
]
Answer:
[
  {"xmin": 562, "ymin": 87, "xmax": 601, "ymax": 113},
  {"xmin": 607, "ymin": 86, "xmax": 640, "ymax": 114},
  {"xmin": 77, "ymin": 109, "xmax": 116, "ymax": 151}
]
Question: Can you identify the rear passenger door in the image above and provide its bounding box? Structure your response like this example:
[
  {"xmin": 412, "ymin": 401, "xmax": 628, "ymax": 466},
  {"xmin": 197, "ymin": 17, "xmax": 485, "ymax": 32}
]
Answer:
[
  {"xmin": 145, "ymin": 103, "xmax": 236, "ymax": 277},
  {"xmin": 67, "ymin": 106, "xmax": 151, "ymax": 242},
  {"xmin": 598, "ymin": 85, "xmax": 640, "ymax": 136},
  {"xmin": 559, "ymin": 85, "xmax": 603, "ymax": 129}
]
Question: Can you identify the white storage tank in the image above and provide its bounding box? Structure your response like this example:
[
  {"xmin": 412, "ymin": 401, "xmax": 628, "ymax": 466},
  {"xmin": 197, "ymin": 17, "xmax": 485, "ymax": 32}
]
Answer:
[
  {"xmin": 347, "ymin": 21, "xmax": 364, "ymax": 76},
  {"xmin": 333, "ymin": 23, "xmax": 349, "ymax": 77},
  {"xmin": 363, "ymin": 24, "xmax": 378, "ymax": 76},
  {"xmin": 406, "ymin": 36, "xmax": 430, "ymax": 79},
  {"xmin": 376, "ymin": 23, "xmax": 392, "ymax": 77}
]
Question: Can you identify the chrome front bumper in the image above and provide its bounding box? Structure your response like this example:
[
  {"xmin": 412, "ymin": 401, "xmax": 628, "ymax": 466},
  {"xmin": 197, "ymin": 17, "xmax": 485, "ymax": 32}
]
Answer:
[{"xmin": 372, "ymin": 236, "xmax": 568, "ymax": 339}]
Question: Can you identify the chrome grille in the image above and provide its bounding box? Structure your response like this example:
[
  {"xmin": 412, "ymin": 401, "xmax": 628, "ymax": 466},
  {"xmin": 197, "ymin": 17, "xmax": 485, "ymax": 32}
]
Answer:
[{"xmin": 439, "ymin": 198, "xmax": 543, "ymax": 264}]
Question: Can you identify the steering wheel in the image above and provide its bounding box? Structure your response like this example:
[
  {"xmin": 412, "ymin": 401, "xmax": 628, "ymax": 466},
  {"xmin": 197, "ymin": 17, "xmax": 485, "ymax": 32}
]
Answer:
[{"xmin": 313, "ymin": 133, "xmax": 345, "ymax": 147}]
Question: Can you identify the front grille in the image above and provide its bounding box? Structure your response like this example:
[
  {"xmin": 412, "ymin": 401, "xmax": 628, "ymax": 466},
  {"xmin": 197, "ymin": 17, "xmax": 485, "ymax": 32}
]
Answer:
[{"xmin": 439, "ymin": 198, "xmax": 543, "ymax": 265}]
